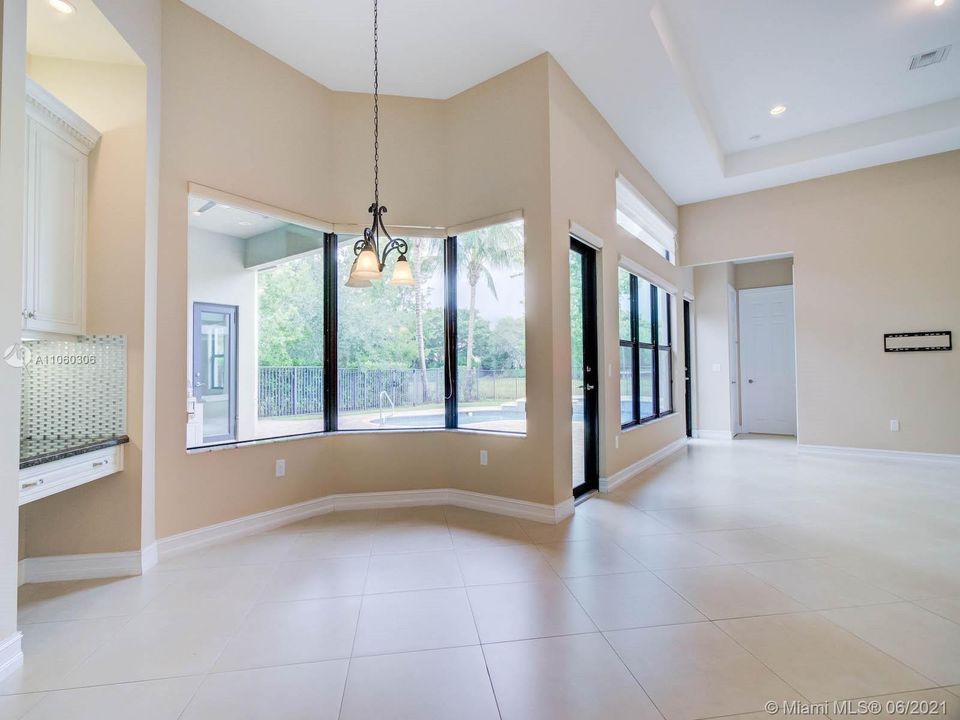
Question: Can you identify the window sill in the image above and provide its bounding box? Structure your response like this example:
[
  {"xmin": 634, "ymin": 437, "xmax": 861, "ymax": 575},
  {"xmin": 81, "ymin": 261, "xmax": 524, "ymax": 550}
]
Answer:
[
  {"xmin": 186, "ymin": 426, "xmax": 527, "ymax": 455},
  {"xmin": 620, "ymin": 411, "xmax": 677, "ymax": 434}
]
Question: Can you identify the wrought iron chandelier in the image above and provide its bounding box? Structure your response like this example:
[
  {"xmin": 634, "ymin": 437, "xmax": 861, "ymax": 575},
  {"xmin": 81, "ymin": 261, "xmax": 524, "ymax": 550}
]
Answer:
[{"xmin": 345, "ymin": 0, "xmax": 415, "ymax": 288}]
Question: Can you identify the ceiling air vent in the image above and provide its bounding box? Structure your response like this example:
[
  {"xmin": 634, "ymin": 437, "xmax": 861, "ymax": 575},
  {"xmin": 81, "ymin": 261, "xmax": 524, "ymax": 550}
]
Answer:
[{"xmin": 909, "ymin": 45, "xmax": 951, "ymax": 70}]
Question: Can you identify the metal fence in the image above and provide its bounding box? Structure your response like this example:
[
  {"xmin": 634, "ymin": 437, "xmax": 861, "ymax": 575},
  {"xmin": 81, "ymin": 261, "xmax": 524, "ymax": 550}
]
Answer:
[{"xmin": 258, "ymin": 366, "xmax": 526, "ymax": 418}]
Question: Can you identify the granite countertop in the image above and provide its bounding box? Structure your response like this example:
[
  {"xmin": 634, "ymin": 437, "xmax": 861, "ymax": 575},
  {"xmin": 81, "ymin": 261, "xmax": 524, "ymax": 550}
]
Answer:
[{"xmin": 20, "ymin": 435, "xmax": 130, "ymax": 470}]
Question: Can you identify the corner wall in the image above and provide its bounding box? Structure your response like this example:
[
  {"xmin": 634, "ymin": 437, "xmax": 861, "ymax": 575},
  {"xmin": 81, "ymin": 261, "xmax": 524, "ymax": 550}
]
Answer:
[{"xmin": 680, "ymin": 151, "xmax": 960, "ymax": 454}]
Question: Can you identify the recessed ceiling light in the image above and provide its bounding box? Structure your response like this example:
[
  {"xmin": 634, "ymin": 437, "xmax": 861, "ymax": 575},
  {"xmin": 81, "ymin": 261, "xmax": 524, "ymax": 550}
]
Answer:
[
  {"xmin": 48, "ymin": 0, "xmax": 76, "ymax": 14},
  {"xmin": 934, "ymin": 0, "xmax": 945, "ymax": 7},
  {"xmin": 238, "ymin": 221, "xmax": 253, "ymax": 226},
  {"xmin": 769, "ymin": 104, "xmax": 787, "ymax": 116}
]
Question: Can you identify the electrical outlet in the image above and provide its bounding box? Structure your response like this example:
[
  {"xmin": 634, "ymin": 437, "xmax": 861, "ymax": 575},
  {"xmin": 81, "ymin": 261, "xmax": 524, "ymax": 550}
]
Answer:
[
  {"xmin": 615, "ymin": 435, "xmax": 619, "ymax": 449},
  {"xmin": 889, "ymin": 418, "xmax": 900, "ymax": 432},
  {"xmin": 607, "ymin": 363, "xmax": 612, "ymax": 378},
  {"xmin": 480, "ymin": 450, "xmax": 488, "ymax": 466},
  {"xmin": 275, "ymin": 459, "xmax": 286, "ymax": 477}
]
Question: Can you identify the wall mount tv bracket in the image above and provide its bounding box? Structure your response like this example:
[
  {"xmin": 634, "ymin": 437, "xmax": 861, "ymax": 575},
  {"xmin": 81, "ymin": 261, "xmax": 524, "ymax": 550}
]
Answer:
[{"xmin": 883, "ymin": 331, "xmax": 952, "ymax": 353}]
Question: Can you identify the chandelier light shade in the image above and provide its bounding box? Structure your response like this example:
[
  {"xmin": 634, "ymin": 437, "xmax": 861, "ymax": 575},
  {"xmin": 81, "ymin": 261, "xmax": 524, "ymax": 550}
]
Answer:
[{"xmin": 345, "ymin": 0, "xmax": 414, "ymax": 289}]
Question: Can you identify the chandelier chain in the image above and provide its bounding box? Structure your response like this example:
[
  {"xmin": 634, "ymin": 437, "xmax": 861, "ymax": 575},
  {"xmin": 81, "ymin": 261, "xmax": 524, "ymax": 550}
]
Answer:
[{"xmin": 373, "ymin": 0, "xmax": 379, "ymax": 208}]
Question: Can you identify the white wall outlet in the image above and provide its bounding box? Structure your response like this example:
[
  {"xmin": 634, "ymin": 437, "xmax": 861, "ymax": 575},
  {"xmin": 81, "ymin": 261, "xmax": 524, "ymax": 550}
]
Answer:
[
  {"xmin": 889, "ymin": 418, "xmax": 900, "ymax": 432},
  {"xmin": 275, "ymin": 459, "xmax": 286, "ymax": 477},
  {"xmin": 607, "ymin": 363, "xmax": 612, "ymax": 377},
  {"xmin": 480, "ymin": 450, "xmax": 488, "ymax": 466},
  {"xmin": 615, "ymin": 435, "xmax": 619, "ymax": 449}
]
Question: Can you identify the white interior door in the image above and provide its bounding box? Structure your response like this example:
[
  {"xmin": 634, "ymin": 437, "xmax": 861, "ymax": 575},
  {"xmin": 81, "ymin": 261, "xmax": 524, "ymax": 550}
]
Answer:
[{"xmin": 738, "ymin": 285, "xmax": 797, "ymax": 435}]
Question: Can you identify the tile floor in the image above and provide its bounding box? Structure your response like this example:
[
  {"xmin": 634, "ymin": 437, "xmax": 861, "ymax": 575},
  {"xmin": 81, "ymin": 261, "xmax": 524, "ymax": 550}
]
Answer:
[{"xmin": 4, "ymin": 436, "xmax": 960, "ymax": 719}]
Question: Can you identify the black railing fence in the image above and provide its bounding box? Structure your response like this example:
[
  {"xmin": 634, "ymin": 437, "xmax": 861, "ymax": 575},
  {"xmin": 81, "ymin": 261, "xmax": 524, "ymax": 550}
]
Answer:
[{"xmin": 258, "ymin": 366, "xmax": 526, "ymax": 418}]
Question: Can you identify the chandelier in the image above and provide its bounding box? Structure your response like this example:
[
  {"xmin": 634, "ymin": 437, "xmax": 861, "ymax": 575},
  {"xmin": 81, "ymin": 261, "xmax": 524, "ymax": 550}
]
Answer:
[{"xmin": 345, "ymin": 0, "xmax": 415, "ymax": 288}]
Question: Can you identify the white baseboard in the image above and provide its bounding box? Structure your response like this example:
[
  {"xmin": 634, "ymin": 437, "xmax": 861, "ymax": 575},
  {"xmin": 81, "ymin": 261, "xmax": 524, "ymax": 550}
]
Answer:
[
  {"xmin": 695, "ymin": 430, "xmax": 735, "ymax": 440},
  {"xmin": 798, "ymin": 443, "xmax": 960, "ymax": 464},
  {"xmin": 599, "ymin": 437, "xmax": 688, "ymax": 493},
  {"xmin": 0, "ymin": 632, "xmax": 23, "ymax": 683},
  {"xmin": 158, "ymin": 487, "xmax": 574, "ymax": 560},
  {"xmin": 140, "ymin": 542, "xmax": 159, "ymax": 574}
]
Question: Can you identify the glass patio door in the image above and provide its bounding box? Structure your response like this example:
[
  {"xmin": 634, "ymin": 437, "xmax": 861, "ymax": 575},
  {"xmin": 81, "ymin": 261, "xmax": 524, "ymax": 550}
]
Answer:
[
  {"xmin": 193, "ymin": 302, "xmax": 238, "ymax": 443},
  {"xmin": 570, "ymin": 238, "xmax": 599, "ymax": 497}
]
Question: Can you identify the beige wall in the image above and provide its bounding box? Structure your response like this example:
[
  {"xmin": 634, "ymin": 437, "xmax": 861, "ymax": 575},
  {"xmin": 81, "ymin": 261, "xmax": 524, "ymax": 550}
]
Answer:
[
  {"xmin": 693, "ymin": 262, "xmax": 735, "ymax": 436},
  {"xmin": 734, "ymin": 257, "xmax": 793, "ymax": 290},
  {"xmin": 681, "ymin": 151, "xmax": 960, "ymax": 454},
  {"xmin": 546, "ymin": 56, "xmax": 688, "ymax": 494},
  {"xmin": 20, "ymin": 56, "xmax": 148, "ymax": 556}
]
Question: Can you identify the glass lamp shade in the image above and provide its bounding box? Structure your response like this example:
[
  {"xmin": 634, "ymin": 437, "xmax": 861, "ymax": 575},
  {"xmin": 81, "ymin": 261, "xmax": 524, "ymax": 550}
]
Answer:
[
  {"xmin": 351, "ymin": 246, "xmax": 382, "ymax": 281},
  {"xmin": 387, "ymin": 255, "xmax": 416, "ymax": 286}
]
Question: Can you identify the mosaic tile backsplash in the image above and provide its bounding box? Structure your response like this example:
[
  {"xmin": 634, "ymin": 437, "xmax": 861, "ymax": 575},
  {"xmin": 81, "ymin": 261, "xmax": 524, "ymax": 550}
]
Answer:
[{"xmin": 20, "ymin": 335, "xmax": 127, "ymax": 441}]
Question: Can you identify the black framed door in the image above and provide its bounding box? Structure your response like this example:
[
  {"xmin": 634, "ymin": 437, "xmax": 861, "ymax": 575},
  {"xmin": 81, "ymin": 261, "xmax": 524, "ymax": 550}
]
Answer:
[
  {"xmin": 570, "ymin": 238, "xmax": 599, "ymax": 498},
  {"xmin": 683, "ymin": 299, "xmax": 693, "ymax": 438}
]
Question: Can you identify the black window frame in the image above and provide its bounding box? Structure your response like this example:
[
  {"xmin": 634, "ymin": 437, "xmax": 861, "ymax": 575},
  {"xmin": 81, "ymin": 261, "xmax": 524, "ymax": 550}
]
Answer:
[{"xmin": 619, "ymin": 270, "xmax": 674, "ymax": 430}]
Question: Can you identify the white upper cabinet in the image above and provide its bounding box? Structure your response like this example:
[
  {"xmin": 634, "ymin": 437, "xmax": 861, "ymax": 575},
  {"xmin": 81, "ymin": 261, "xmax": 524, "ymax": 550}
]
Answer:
[{"xmin": 23, "ymin": 79, "xmax": 100, "ymax": 335}]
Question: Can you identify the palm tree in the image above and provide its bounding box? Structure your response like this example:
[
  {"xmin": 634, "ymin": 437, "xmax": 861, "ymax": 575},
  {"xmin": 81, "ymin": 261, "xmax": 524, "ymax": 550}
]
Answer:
[
  {"xmin": 408, "ymin": 238, "xmax": 441, "ymax": 403},
  {"xmin": 459, "ymin": 223, "xmax": 523, "ymax": 400}
]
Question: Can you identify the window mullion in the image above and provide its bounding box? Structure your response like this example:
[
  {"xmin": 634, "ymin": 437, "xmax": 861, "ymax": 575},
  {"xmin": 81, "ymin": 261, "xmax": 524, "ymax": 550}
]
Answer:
[
  {"xmin": 651, "ymin": 284, "xmax": 660, "ymax": 418},
  {"xmin": 323, "ymin": 232, "xmax": 338, "ymax": 432},
  {"xmin": 444, "ymin": 235, "xmax": 458, "ymax": 429}
]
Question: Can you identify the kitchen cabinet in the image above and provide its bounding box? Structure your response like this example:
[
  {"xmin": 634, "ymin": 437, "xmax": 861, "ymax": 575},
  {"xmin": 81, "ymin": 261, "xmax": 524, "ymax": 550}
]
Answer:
[{"xmin": 22, "ymin": 79, "xmax": 100, "ymax": 335}]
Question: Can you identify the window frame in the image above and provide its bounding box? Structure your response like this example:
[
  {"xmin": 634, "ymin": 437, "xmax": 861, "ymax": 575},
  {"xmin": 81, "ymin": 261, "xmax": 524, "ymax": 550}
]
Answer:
[{"xmin": 619, "ymin": 270, "xmax": 674, "ymax": 430}]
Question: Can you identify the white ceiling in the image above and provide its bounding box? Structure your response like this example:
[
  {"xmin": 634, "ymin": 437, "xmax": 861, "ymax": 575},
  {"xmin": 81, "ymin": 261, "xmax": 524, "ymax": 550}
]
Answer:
[
  {"xmin": 27, "ymin": 0, "xmax": 142, "ymax": 66},
  {"xmin": 187, "ymin": 195, "xmax": 288, "ymax": 239},
  {"xmin": 183, "ymin": 0, "xmax": 959, "ymax": 203}
]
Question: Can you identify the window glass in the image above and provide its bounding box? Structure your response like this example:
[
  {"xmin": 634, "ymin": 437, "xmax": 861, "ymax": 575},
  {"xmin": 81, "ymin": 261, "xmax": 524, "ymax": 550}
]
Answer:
[
  {"xmin": 619, "ymin": 345, "xmax": 633, "ymax": 425},
  {"xmin": 658, "ymin": 348, "xmax": 672, "ymax": 414},
  {"xmin": 637, "ymin": 277, "xmax": 653, "ymax": 344},
  {"xmin": 639, "ymin": 347, "xmax": 655, "ymax": 419},
  {"xmin": 618, "ymin": 268, "xmax": 631, "ymax": 341},
  {"xmin": 456, "ymin": 220, "xmax": 526, "ymax": 434},
  {"xmin": 337, "ymin": 236, "xmax": 446, "ymax": 430},
  {"xmin": 657, "ymin": 289, "xmax": 670, "ymax": 345}
]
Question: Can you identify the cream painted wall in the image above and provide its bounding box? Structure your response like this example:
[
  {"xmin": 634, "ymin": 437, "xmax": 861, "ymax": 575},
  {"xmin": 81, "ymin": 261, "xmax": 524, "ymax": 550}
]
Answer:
[
  {"xmin": 693, "ymin": 262, "xmax": 735, "ymax": 436},
  {"xmin": 187, "ymin": 228, "xmax": 258, "ymax": 441},
  {"xmin": 545, "ymin": 56, "xmax": 689, "ymax": 496},
  {"xmin": 734, "ymin": 257, "xmax": 793, "ymax": 290},
  {"xmin": 0, "ymin": 0, "xmax": 28, "ymax": 663},
  {"xmin": 20, "ymin": 56, "xmax": 148, "ymax": 557},
  {"xmin": 681, "ymin": 151, "xmax": 960, "ymax": 454}
]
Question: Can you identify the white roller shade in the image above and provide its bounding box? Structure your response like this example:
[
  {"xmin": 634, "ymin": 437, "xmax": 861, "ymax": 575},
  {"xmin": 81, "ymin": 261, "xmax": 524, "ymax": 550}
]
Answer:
[{"xmin": 615, "ymin": 174, "xmax": 677, "ymax": 258}]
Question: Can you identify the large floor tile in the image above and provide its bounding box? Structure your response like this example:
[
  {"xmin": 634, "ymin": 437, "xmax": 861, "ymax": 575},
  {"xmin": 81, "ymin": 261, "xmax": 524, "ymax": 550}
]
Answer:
[
  {"xmin": 340, "ymin": 646, "xmax": 499, "ymax": 720},
  {"xmin": 182, "ymin": 660, "xmax": 349, "ymax": 720},
  {"xmin": 352, "ymin": 587, "xmax": 478, "ymax": 656},
  {"xmin": 371, "ymin": 524, "xmax": 453, "ymax": 554},
  {"xmin": 140, "ymin": 565, "xmax": 268, "ymax": 614},
  {"xmin": 484, "ymin": 633, "xmax": 661, "ymax": 720},
  {"xmin": 537, "ymin": 539, "xmax": 645, "ymax": 578},
  {"xmin": 0, "ymin": 617, "xmax": 125, "ymax": 695},
  {"xmin": 689, "ymin": 528, "xmax": 809, "ymax": 563},
  {"xmin": 364, "ymin": 550, "xmax": 462, "ymax": 594},
  {"xmin": 645, "ymin": 504, "xmax": 775, "ymax": 532},
  {"xmin": 564, "ymin": 571, "xmax": 705, "ymax": 631},
  {"xmin": 916, "ymin": 595, "xmax": 960, "ymax": 624},
  {"xmin": 258, "ymin": 556, "xmax": 368, "ymax": 601},
  {"xmin": 287, "ymin": 529, "xmax": 375, "ymax": 560},
  {"xmin": 614, "ymin": 533, "xmax": 727, "ymax": 570},
  {"xmin": 822, "ymin": 603, "xmax": 960, "ymax": 686},
  {"xmin": 606, "ymin": 622, "xmax": 803, "ymax": 720},
  {"xmin": 17, "ymin": 573, "xmax": 175, "ymax": 623},
  {"xmin": 467, "ymin": 579, "xmax": 596, "ymax": 643},
  {"xmin": 517, "ymin": 517, "xmax": 608, "ymax": 544},
  {"xmin": 214, "ymin": 596, "xmax": 360, "ymax": 672},
  {"xmin": 63, "ymin": 604, "xmax": 247, "ymax": 687},
  {"xmin": 446, "ymin": 510, "xmax": 531, "ymax": 549},
  {"xmin": 0, "ymin": 692, "xmax": 45, "ymax": 720},
  {"xmin": 18, "ymin": 677, "xmax": 200, "ymax": 720},
  {"xmin": 456, "ymin": 545, "xmax": 557, "ymax": 586},
  {"xmin": 741, "ymin": 558, "xmax": 900, "ymax": 610},
  {"xmin": 655, "ymin": 565, "xmax": 805, "ymax": 619},
  {"xmin": 192, "ymin": 533, "xmax": 297, "ymax": 567},
  {"xmin": 717, "ymin": 612, "xmax": 932, "ymax": 702}
]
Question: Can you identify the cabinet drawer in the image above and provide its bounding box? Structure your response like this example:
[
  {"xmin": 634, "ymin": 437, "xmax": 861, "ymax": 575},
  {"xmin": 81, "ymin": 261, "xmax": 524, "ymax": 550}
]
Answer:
[{"xmin": 19, "ymin": 445, "xmax": 124, "ymax": 505}]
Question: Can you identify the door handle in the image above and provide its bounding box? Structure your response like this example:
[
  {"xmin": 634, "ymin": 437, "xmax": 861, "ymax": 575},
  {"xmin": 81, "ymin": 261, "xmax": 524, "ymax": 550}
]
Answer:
[
  {"xmin": 578, "ymin": 384, "xmax": 595, "ymax": 391},
  {"xmin": 748, "ymin": 379, "xmax": 754, "ymax": 384}
]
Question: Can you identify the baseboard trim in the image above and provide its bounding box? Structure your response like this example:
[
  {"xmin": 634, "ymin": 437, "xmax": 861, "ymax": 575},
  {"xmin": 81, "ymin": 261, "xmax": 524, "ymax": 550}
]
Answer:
[
  {"xmin": 0, "ymin": 632, "xmax": 23, "ymax": 683},
  {"xmin": 599, "ymin": 437, "xmax": 688, "ymax": 493},
  {"xmin": 696, "ymin": 430, "xmax": 735, "ymax": 440},
  {"xmin": 19, "ymin": 549, "xmax": 145, "ymax": 584},
  {"xmin": 158, "ymin": 487, "xmax": 573, "ymax": 560},
  {"xmin": 140, "ymin": 542, "xmax": 159, "ymax": 574},
  {"xmin": 798, "ymin": 443, "xmax": 960, "ymax": 464}
]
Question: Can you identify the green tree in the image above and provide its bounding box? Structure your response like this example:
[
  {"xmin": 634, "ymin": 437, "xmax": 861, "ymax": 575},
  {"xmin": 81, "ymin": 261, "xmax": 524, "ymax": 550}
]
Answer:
[{"xmin": 458, "ymin": 223, "xmax": 523, "ymax": 395}]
